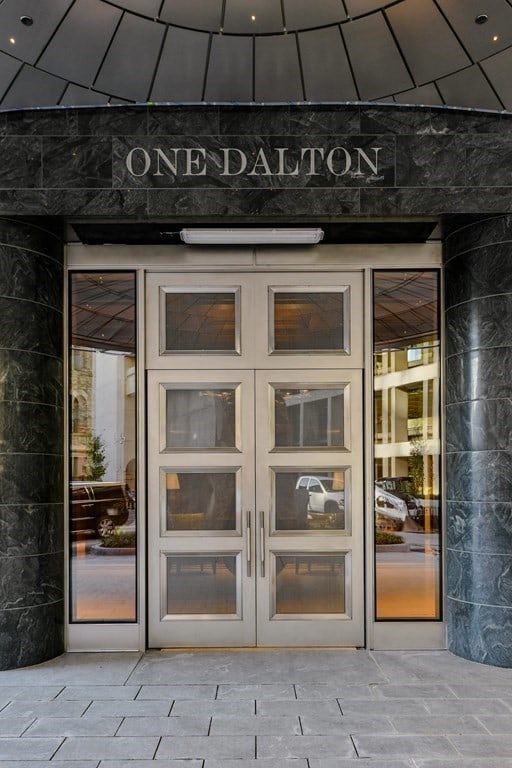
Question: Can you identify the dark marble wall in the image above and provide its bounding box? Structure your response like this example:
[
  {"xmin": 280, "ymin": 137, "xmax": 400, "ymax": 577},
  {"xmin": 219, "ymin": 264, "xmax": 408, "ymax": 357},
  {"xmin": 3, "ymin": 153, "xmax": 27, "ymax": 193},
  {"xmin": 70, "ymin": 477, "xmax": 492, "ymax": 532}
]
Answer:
[
  {"xmin": 444, "ymin": 215, "xmax": 512, "ymax": 667},
  {"xmin": 1, "ymin": 104, "xmax": 512, "ymax": 218},
  {"xmin": 0, "ymin": 217, "xmax": 64, "ymax": 670}
]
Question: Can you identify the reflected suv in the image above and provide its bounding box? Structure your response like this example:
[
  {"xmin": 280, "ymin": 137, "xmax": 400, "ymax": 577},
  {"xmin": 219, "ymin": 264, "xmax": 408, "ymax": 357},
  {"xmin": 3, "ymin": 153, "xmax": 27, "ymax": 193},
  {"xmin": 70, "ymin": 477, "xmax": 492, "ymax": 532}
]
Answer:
[
  {"xmin": 70, "ymin": 481, "xmax": 129, "ymax": 537},
  {"xmin": 296, "ymin": 475, "xmax": 344, "ymax": 515}
]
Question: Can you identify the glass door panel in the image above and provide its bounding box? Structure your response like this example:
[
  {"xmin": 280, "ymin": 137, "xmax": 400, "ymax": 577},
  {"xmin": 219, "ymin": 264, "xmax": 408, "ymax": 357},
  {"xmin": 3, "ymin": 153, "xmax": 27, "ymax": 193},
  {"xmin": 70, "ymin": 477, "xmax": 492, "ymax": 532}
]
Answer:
[
  {"xmin": 147, "ymin": 369, "xmax": 256, "ymax": 648},
  {"xmin": 255, "ymin": 369, "xmax": 364, "ymax": 647},
  {"xmin": 147, "ymin": 272, "xmax": 364, "ymax": 648}
]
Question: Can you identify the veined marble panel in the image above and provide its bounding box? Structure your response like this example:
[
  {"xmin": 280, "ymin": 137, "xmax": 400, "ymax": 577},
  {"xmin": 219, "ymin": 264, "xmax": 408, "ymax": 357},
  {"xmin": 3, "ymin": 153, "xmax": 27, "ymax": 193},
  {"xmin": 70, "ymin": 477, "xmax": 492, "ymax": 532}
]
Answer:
[
  {"xmin": 0, "ymin": 601, "xmax": 64, "ymax": 670},
  {"xmin": 147, "ymin": 187, "xmax": 360, "ymax": 217},
  {"xmin": 446, "ymin": 399, "xmax": 512, "ymax": 452},
  {"xmin": 361, "ymin": 187, "xmax": 512, "ymax": 215},
  {"xmin": 0, "ymin": 137, "xmax": 43, "ymax": 188},
  {"xmin": 447, "ymin": 500, "xmax": 512, "ymax": 554},
  {"xmin": 0, "ymin": 503, "xmax": 63, "ymax": 557},
  {"xmin": 447, "ymin": 599, "xmax": 512, "ymax": 667},
  {"xmin": 446, "ymin": 450, "xmax": 512, "ymax": 503},
  {"xmin": 360, "ymin": 107, "xmax": 431, "ymax": 135},
  {"xmin": 445, "ymin": 295, "xmax": 512, "ymax": 357},
  {"xmin": 443, "ymin": 214, "xmax": 512, "ymax": 261},
  {"xmin": 149, "ymin": 106, "xmax": 220, "ymax": 136},
  {"xmin": 0, "ymin": 217, "xmax": 62, "ymax": 261},
  {"xmin": 0, "ymin": 552, "xmax": 63, "ymax": 609},
  {"xmin": 396, "ymin": 136, "xmax": 466, "ymax": 186},
  {"xmin": 445, "ymin": 245, "xmax": 512, "ymax": 305},
  {"xmin": 0, "ymin": 453, "xmax": 63, "ymax": 506},
  {"xmin": 1, "ymin": 109, "xmax": 78, "ymax": 136},
  {"xmin": 0, "ymin": 298, "xmax": 62, "ymax": 357},
  {"xmin": 0, "ymin": 349, "xmax": 63, "ymax": 406},
  {"xmin": 0, "ymin": 248, "xmax": 62, "ymax": 308},
  {"xmin": 446, "ymin": 348, "xmax": 512, "ymax": 404},
  {"xmin": 42, "ymin": 136, "xmax": 112, "ymax": 188},
  {"xmin": 447, "ymin": 548, "xmax": 512, "ymax": 606},
  {"xmin": 0, "ymin": 401, "xmax": 63, "ymax": 455}
]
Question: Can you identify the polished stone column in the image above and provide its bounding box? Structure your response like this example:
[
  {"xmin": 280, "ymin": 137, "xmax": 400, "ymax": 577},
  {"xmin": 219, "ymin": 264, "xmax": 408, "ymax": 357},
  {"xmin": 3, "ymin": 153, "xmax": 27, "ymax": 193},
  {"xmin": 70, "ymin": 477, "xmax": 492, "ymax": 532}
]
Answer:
[
  {"xmin": 0, "ymin": 217, "xmax": 64, "ymax": 670},
  {"xmin": 444, "ymin": 215, "xmax": 512, "ymax": 666}
]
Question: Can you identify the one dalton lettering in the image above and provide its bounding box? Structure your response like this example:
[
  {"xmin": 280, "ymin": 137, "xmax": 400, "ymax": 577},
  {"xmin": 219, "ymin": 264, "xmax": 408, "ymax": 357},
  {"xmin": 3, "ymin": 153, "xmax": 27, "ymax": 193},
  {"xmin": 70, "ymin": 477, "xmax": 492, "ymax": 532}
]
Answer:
[{"xmin": 125, "ymin": 145, "xmax": 382, "ymax": 178}]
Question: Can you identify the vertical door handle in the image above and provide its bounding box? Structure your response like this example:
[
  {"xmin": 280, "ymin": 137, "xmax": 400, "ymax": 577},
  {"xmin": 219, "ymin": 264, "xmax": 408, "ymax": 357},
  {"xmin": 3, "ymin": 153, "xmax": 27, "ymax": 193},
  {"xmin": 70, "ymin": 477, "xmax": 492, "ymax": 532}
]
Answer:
[
  {"xmin": 246, "ymin": 511, "xmax": 252, "ymax": 577},
  {"xmin": 260, "ymin": 511, "xmax": 266, "ymax": 577}
]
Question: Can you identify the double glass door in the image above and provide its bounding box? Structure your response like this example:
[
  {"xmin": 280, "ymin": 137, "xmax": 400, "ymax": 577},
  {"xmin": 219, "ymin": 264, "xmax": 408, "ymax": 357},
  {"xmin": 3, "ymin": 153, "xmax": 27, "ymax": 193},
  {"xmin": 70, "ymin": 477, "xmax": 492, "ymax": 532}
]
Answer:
[{"xmin": 146, "ymin": 272, "xmax": 364, "ymax": 647}]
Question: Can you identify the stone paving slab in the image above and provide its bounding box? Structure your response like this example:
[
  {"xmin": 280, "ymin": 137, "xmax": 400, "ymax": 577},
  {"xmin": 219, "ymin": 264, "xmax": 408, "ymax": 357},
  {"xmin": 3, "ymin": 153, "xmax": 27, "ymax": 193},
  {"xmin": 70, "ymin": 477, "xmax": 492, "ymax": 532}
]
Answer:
[
  {"xmin": 155, "ymin": 735, "xmax": 256, "ymax": 759},
  {"xmin": 54, "ymin": 686, "xmax": 140, "ymax": 700},
  {"xmin": 137, "ymin": 684, "xmax": 216, "ymax": 700},
  {"xmin": 172, "ymin": 699, "xmax": 255, "ymax": 716},
  {"xmin": 52, "ymin": 736, "xmax": 159, "ymax": 760},
  {"xmin": 256, "ymin": 734, "xmax": 357, "ymax": 759},
  {"xmin": 300, "ymin": 713, "xmax": 395, "ymax": 734},
  {"xmin": 0, "ymin": 717, "xmax": 35, "ymax": 736},
  {"xmin": 449, "ymin": 734, "xmax": 512, "ymax": 757},
  {"xmin": 217, "ymin": 684, "xmax": 296, "ymax": 700},
  {"xmin": 353, "ymin": 734, "xmax": 459, "ymax": 759},
  {"xmin": 0, "ymin": 738, "xmax": 63, "ymax": 760},
  {"xmin": 23, "ymin": 717, "xmax": 123, "ymax": 737},
  {"xmin": 210, "ymin": 714, "xmax": 301, "ymax": 735},
  {"xmin": 388, "ymin": 714, "xmax": 487, "ymax": 734},
  {"xmin": 257, "ymin": 699, "xmax": 342, "ymax": 717},
  {"xmin": 424, "ymin": 698, "xmax": 512, "ymax": 714},
  {"xmin": 116, "ymin": 715, "xmax": 211, "ymax": 736},
  {"xmin": 0, "ymin": 700, "xmax": 91, "ymax": 718},
  {"xmin": 85, "ymin": 699, "xmax": 172, "ymax": 717},
  {"xmin": 0, "ymin": 653, "xmax": 142, "ymax": 686}
]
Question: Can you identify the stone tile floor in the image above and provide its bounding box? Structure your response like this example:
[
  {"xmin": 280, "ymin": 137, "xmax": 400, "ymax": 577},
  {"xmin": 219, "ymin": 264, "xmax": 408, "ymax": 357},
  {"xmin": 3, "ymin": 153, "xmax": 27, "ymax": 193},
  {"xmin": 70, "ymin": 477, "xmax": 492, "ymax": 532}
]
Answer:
[{"xmin": 1, "ymin": 649, "xmax": 512, "ymax": 766}]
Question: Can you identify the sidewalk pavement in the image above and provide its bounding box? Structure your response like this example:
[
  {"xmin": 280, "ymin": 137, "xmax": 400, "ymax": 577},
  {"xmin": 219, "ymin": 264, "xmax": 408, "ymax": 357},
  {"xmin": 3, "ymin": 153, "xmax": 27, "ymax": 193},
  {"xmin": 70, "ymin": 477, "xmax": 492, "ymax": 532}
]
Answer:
[{"xmin": 1, "ymin": 649, "xmax": 512, "ymax": 766}]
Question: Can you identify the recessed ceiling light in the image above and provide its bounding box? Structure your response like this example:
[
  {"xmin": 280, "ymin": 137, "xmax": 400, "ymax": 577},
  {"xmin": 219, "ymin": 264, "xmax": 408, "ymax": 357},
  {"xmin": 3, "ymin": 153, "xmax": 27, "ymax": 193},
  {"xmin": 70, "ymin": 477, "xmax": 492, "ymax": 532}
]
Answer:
[
  {"xmin": 20, "ymin": 15, "xmax": 33, "ymax": 26},
  {"xmin": 493, "ymin": 34, "xmax": 499, "ymax": 41},
  {"xmin": 251, "ymin": 14, "xmax": 256, "ymax": 21},
  {"xmin": 9, "ymin": 37, "xmax": 15, "ymax": 45},
  {"xmin": 475, "ymin": 13, "xmax": 489, "ymax": 24}
]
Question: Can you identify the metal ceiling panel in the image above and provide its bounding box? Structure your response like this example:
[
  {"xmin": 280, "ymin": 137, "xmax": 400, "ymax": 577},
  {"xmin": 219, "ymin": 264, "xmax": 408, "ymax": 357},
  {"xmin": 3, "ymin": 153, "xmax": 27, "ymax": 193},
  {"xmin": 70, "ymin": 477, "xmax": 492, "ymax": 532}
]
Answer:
[
  {"xmin": 386, "ymin": 0, "xmax": 470, "ymax": 84},
  {"xmin": 0, "ymin": 52, "xmax": 22, "ymax": 102},
  {"xmin": 481, "ymin": 47, "xmax": 512, "ymax": 110},
  {"xmin": 283, "ymin": 0, "xmax": 347, "ymax": 30},
  {"xmin": 204, "ymin": 35, "xmax": 253, "ymax": 102},
  {"xmin": 113, "ymin": 0, "xmax": 161, "ymax": 14},
  {"xmin": 223, "ymin": 0, "xmax": 283, "ymax": 34},
  {"xmin": 60, "ymin": 84, "xmax": 110, "ymax": 106},
  {"xmin": 342, "ymin": 13, "xmax": 413, "ymax": 100},
  {"xmin": 437, "ymin": 0, "xmax": 512, "ymax": 61},
  {"xmin": 159, "ymin": 0, "xmax": 223, "ymax": 32},
  {"xmin": 151, "ymin": 28, "xmax": 210, "ymax": 102},
  {"xmin": 38, "ymin": 0, "xmax": 122, "ymax": 85},
  {"xmin": 1, "ymin": 64, "xmax": 65, "ymax": 109},
  {"xmin": 0, "ymin": 0, "xmax": 74, "ymax": 66},
  {"xmin": 255, "ymin": 35, "xmax": 303, "ymax": 102},
  {"xmin": 344, "ymin": 0, "xmax": 394, "ymax": 16},
  {"xmin": 300, "ymin": 27, "xmax": 358, "ymax": 101},
  {"xmin": 394, "ymin": 83, "xmax": 443, "ymax": 106},
  {"xmin": 437, "ymin": 64, "xmax": 503, "ymax": 110},
  {"xmin": 94, "ymin": 13, "xmax": 165, "ymax": 102}
]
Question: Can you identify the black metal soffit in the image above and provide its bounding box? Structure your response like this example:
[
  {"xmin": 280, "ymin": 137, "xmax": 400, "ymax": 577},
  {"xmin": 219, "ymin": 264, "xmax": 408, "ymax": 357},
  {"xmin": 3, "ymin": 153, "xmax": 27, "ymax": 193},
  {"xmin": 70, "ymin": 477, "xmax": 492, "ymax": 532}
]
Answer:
[
  {"xmin": 1, "ymin": 0, "xmax": 512, "ymax": 111},
  {"xmin": 70, "ymin": 220, "xmax": 439, "ymax": 245}
]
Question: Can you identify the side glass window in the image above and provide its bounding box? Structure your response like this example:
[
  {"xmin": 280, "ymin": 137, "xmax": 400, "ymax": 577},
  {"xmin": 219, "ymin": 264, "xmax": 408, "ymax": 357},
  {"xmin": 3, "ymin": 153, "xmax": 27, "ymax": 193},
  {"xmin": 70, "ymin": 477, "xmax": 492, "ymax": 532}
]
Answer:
[
  {"xmin": 69, "ymin": 272, "xmax": 137, "ymax": 622},
  {"xmin": 373, "ymin": 271, "xmax": 441, "ymax": 621}
]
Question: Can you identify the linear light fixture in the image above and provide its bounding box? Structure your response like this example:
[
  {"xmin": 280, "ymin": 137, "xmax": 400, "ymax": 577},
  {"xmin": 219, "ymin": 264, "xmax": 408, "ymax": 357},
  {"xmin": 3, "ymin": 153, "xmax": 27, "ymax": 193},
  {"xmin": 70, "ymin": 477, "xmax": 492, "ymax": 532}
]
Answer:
[{"xmin": 180, "ymin": 228, "xmax": 324, "ymax": 245}]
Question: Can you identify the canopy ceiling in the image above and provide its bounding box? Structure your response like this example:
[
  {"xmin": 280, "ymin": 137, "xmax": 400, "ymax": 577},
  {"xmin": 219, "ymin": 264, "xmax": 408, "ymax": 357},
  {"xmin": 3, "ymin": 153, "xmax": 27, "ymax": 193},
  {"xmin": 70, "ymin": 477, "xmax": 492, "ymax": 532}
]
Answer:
[{"xmin": 1, "ymin": 0, "xmax": 511, "ymax": 111}]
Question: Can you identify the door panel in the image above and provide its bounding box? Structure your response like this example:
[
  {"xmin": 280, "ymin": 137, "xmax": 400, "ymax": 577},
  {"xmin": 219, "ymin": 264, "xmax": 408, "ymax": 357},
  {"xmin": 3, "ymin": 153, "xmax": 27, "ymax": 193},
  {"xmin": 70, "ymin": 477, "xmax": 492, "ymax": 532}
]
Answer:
[
  {"xmin": 147, "ymin": 272, "xmax": 364, "ymax": 648},
  {"xmin": 255, "ymin": 369, "xmax": 363, "ymax": 647},
  {"xmin": 147, "ymin": 369, "xmax": 256, "ymax": 647},
  {"xmin": 146, "ymin": 272, "xmax": 363, "ymax": 370}
]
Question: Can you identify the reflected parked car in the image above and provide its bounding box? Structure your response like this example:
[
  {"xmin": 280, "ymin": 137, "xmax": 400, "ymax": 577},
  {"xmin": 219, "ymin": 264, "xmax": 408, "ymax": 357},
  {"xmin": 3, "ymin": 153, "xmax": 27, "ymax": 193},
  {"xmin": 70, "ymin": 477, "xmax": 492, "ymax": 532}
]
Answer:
[
  {"xmin": 375, "ymin": 476, "xmax": 424, "ymax": 523},
  {"xmin": 70, "ymin": 481, "xmax": 129, "ymax": 537},
  {"xmin": 375, "ymin": 485, "xmax": 408, "ymax": 525},
  {"xmin": 296, "ymin": 475, "xmax": 344, "ymax": 515}
]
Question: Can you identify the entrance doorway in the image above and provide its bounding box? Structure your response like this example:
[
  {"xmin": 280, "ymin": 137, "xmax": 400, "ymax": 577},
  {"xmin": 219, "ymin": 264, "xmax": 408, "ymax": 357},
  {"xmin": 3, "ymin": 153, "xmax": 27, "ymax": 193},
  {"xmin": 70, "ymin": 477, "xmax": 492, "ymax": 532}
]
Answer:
[{"xmin": 146, "ymin": 272, "xmax": 364, "ymax": 647}]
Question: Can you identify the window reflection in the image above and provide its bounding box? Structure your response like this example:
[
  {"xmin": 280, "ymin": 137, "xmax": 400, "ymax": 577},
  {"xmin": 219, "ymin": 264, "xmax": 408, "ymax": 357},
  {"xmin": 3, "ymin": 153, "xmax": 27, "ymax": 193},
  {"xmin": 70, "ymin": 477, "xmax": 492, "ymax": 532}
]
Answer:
[
  {"xmin": 165, "ymin": 388, "xmax": 236, "ymax": 449},
  {"xmin": 272, "ymin": 290, "xmax": 345, "ymax": 351},
  {"xmin": 274, "ymin": 387, "xmax": 344, "ymax": 448},
  {"xmin": 164, "ymin": 471, "xmax": 237, "ymax": 531},
  {"xmin": 274, "ymin": 554, "xmax": 346, "ymax": 615},
  {"xmin": 373, "ymin": 271, "xmax": 441, "ymax": 620},
  {"xmin": 274, "ymin": 470, "xmax": 347, "ymax": 531},
  {"xmin": 69, "ymin": 272, "xmax": 137, "ymax": 622},
  {"xmin": 166, "ymin": 556, "xmax": 238, "ymax": 615}
]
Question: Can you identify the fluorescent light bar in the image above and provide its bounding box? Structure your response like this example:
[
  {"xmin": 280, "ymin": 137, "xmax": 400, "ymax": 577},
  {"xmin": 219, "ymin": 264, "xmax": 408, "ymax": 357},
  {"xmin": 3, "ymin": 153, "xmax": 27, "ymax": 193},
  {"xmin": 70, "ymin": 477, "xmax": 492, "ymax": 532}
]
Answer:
[{"xmin": 180, "ymin": 228, "xmax": 324, "ymax": 245}]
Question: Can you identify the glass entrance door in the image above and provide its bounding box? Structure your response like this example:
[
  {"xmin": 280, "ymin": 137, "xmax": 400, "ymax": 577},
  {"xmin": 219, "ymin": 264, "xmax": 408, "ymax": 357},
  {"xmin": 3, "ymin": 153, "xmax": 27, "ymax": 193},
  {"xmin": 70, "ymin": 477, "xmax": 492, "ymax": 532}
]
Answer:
[{"xmin": 146, "ymin": 272, "xmax": 364, "ymax": 647}]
